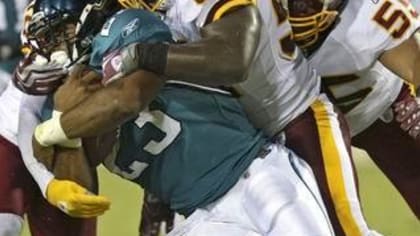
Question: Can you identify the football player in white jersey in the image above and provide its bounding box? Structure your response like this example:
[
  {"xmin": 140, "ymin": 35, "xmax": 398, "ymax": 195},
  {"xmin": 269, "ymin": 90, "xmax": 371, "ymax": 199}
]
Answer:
[
  {"xmin": 33, "ymin": 1, "xmax": 380, "ymax": 236},
  {"xmin": 285, "ymin": 0, "xmax": 420, "ymax": 220},
  {"xmin": 0, "ymin": 0, "xmax": 81, "ymax": 235}
]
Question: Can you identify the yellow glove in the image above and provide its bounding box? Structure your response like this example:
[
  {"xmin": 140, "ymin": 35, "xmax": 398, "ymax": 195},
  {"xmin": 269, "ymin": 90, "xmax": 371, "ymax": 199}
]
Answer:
[{"xmin": 46, "ymin": 179, "xmax": 111, "ymax": 218}]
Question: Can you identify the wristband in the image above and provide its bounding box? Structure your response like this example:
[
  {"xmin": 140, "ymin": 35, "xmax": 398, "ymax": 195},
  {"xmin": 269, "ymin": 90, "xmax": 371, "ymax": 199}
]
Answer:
[{"xmin": 34, "ymin": 110, "xmax": 82, "ymax": 148}]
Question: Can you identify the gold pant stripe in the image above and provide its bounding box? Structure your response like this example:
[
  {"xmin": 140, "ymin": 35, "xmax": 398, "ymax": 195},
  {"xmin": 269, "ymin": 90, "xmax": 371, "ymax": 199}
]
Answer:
[{"xmin": 311, "ymin": 99, "xmax": 363, "ymax": 236}]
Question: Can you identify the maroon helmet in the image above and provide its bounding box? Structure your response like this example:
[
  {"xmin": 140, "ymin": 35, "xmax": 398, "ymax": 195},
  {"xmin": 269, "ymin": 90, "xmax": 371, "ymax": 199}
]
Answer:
[{"xmin": 285, "ymin": 0, "xmax": 346, "ymax": 56}]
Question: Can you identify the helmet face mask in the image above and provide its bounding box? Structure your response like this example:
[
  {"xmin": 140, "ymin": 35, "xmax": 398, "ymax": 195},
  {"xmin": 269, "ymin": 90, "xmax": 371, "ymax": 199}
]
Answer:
[
  {"xmin": 24, "ymin": 0, "xmax": 122, "ymax": 65},
  {"xmin": 25, "ymin": 0, "xmax": 92, "ymax": 63},
  {"xmin": 27, "ymin": 10, "xmax": 78, "ymax": 60},
  {"xmin": 286, "ymin": 0, "xmax": 346, "ymax": 56}
]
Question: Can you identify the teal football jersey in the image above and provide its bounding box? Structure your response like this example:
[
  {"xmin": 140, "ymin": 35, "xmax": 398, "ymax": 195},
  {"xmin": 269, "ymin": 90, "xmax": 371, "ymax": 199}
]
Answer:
[
  {"xmin": 107, "ymin": 84, "xmax": 267, "ymax": 215},
  {"xmin": 88, "ymin": 8, "xmax": 268, "ymax": 215}
]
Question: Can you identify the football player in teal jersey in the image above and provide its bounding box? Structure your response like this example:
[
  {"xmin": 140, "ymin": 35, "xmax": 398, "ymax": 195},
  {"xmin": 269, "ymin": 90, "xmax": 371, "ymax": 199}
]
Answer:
[{"xmin": 37, "ymin": 8, "xmax": 334, "ymax": 235}]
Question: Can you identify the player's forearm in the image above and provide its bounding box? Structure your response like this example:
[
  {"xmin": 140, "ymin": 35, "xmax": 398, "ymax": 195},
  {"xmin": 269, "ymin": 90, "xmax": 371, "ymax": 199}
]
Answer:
[
  {"xmin": 61, "ymin": 70, "xmax": 163, "ymax": 138},
  {"xmin": 165, "ymin": 6, "xmax": 262, "ymax": 86},
  {"xmin": 118, "ymin": 6, "xmax": 262, "ymax": 87},
  {"xmin": 60, "ymin": 89, "xmax": 135, "ymax": 138}
]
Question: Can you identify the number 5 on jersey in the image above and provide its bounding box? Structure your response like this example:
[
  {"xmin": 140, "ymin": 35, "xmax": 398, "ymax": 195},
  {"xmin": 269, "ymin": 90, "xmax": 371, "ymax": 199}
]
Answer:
[{"xmin": 373, "ymin": 0, "xmax": 418, "ymax": 38}]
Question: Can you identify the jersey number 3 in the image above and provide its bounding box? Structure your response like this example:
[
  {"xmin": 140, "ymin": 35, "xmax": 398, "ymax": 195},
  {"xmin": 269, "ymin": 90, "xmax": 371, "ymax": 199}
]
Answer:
[
  {"xmin": 135, "ymin": 110, "xmax": 181, "ymax": 155},
  {"xmin": 112, "ymin": 110, "xmax": 181, "ymax": 180}
]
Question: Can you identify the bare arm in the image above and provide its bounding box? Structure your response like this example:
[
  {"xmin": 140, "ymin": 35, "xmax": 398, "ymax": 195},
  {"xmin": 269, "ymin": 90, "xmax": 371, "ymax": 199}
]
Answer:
[
  {"xmin": 379, "ymin": 33, "xmax": 420, "ymax": 88},
  {"xmin": 59, "ymin": 69, "xmax": 163, "ymax": 138},
  {"xmin": 165, "ymin": 5, "xmax": 262, "ymax": 85},
  {"xmin": 119, "ymin": 5, "xmax": 263, "ymax": 86}
]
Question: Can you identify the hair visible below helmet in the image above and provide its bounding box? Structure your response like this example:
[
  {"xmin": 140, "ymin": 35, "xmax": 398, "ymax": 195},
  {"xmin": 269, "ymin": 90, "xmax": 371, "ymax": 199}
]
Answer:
[
  {"xmin": 89, "ymin": 9, "xmax": 173, "ymax": 71},
  {"xmin": 286, "ymin": 0, "xmax": 347, "ymax": 56}
]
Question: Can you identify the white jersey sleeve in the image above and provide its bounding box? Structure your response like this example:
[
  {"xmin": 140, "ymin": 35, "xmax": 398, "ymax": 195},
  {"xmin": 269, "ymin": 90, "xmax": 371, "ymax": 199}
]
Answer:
[
  {"xmin": 310, "ymin": 0, "xmax": 420, "ymax": 75},
  {"xmin": 0, "ymin": 81, "xmax": 23, "ymax": 144},
  {"xmin": 18, "ymin": 94, "xmax": 54, "ymax": 197}
]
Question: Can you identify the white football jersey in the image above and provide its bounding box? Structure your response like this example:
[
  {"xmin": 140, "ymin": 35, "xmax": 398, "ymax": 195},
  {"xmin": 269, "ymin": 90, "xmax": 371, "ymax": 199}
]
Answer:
[
  {"xmin": 164, "ymin": 0, "xmax": 320, "ymax": 136},
  {"xmin": 0, "ymin": 80, "xmax": 24, "ymax": 145},
  {"xmin": 308, "ymin": 0, "xmax": 419, "ymax": 135},
  {"xmin": 310, "ymin": 0, "xmax": 420, "ymax": 74}
]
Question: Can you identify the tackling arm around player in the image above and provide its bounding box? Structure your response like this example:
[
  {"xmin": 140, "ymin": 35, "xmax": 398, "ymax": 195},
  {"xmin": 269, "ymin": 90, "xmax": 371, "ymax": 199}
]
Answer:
[{"xmin": 105, "ymin": 4, "xmax": 262, "ymax": 86}]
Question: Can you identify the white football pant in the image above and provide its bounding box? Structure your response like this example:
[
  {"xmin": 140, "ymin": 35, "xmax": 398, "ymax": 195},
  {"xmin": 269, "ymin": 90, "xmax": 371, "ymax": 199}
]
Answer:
[{"xmin": 168, "ymin": 143, "xmax": 334, "ymax": 236}]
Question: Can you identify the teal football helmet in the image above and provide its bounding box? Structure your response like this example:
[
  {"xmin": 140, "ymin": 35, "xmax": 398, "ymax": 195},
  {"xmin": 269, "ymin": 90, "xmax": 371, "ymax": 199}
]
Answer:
[{"xmin": 89, "ymin": 8, "xmax": 173, "ymax": 71}]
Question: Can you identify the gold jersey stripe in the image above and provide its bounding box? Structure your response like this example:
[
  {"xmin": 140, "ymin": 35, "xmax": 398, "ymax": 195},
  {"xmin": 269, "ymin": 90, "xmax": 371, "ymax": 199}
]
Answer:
[
  {"xmin": 205, "ymin": 0, "xmax": 254, "ymax": 24},
  {"xmin": 406, "ymin": 81, "xmax": 416, "ymax": 96},
  {"xmin": 311, "ymin": 99, "xmax": 363, "ymax": 236}
]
